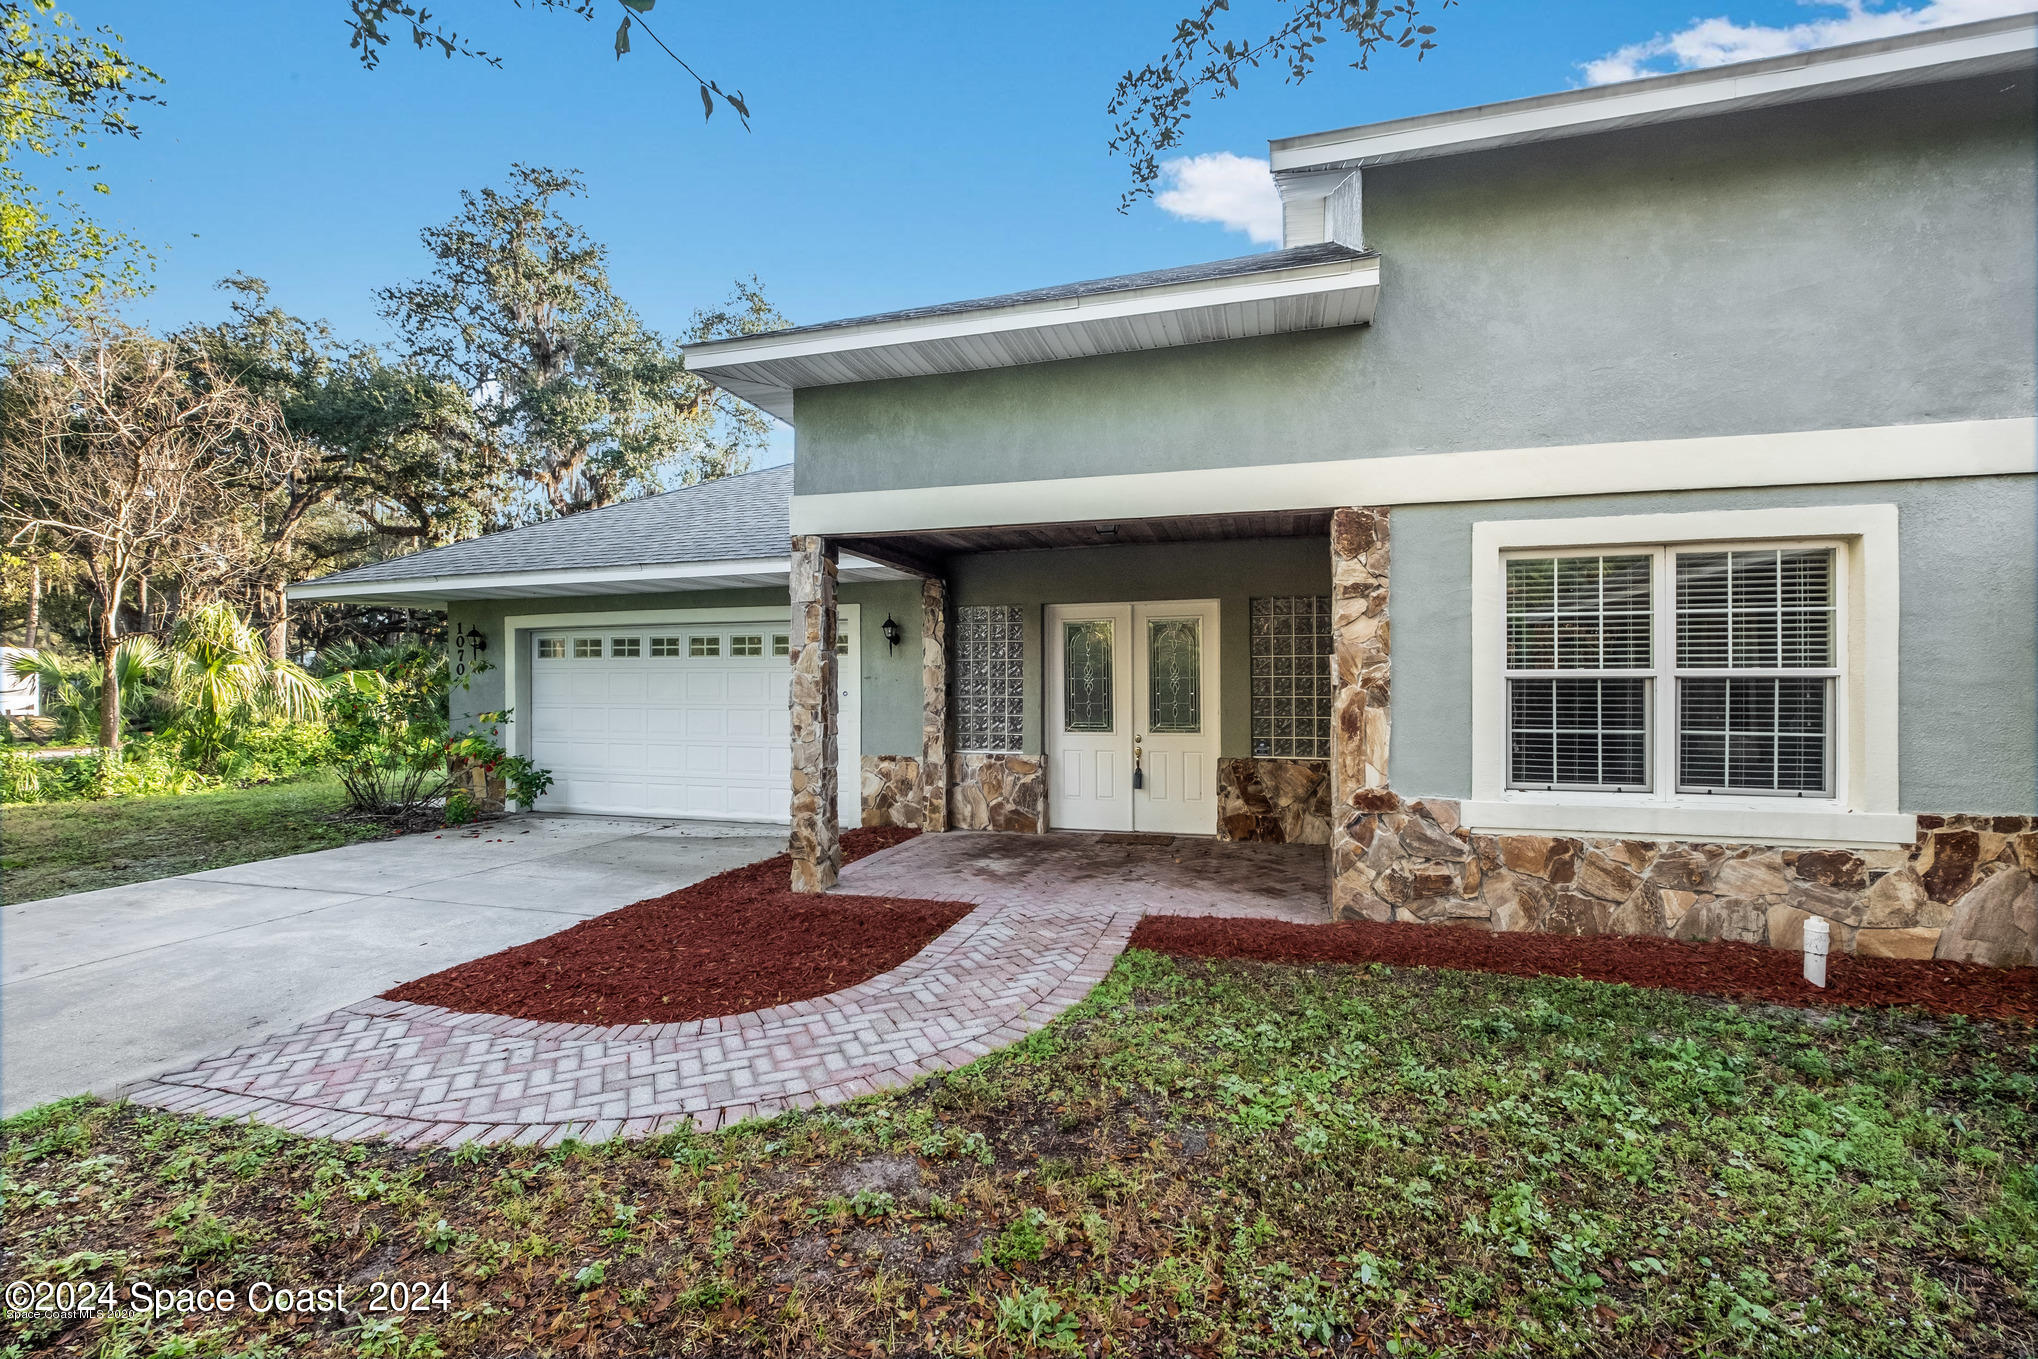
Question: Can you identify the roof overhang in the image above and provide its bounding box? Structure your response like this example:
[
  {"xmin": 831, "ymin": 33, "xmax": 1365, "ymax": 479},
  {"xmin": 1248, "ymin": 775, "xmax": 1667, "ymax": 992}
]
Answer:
[
  {"xmin": 287, "ymin": 554, "xmax": 910, "ymax": 609},
  {"xmin": 1272, "ymin": 13, "xmax": 2036, "ymax": 192},
  {"xmin": 684, "ymin": 251, "xmax": 1382, "ymax": 422}
]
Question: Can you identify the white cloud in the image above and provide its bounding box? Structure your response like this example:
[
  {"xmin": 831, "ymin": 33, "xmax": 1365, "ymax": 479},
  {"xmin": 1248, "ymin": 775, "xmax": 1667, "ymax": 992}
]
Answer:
[
  {"xmin": 1582, "ymin": 0, "xmax": 2036, "ymax": 85},
  {"xmin": 1154, "ymin": 152, "xmax": 1284, "ymax": 246}
]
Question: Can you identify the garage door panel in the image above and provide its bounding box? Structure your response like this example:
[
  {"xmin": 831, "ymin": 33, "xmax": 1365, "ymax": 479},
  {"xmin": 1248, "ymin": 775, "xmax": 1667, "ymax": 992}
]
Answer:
[
  {"xmin": 603, "ymin": 743, "xmax": 648, "ymax": 772},
  {"xmin": 528, "ymin": 621, "xmax": 856, "ymax": 823},
  {"xmin": 727, "ymin": 673, "xmax": 773, "ymax": 704}
]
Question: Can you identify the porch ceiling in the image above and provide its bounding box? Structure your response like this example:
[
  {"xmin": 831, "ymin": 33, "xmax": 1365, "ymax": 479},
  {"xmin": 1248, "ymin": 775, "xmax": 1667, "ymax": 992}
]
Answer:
[{"xmin": 835, "ymin": 508, "xmax": 1333, "ymax": 571}]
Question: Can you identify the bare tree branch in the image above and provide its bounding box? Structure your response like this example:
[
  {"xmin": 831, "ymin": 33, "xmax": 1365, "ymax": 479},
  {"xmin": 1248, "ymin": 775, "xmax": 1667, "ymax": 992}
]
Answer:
[{"xmin": 1109, "ymin": 0, "xmax": 1451, "ymax": 211}]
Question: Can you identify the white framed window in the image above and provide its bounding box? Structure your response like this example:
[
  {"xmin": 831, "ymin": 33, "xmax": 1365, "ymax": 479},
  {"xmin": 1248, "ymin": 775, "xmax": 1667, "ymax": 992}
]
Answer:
[
  {"xmin": 771, "ymin": 633, "xmax": 791, "ymax": 657},
  {"xmin": 1469, "ymin": 506, "xmax": 1910, "ymax": 847},
  {"xmin": 610, "ymin": 636, "xmax": 641, "ymax": 658},
  {"xmin": 730, "ymin": 634, "xmax": 764, "ymax": 657},
  {"xmin": 536, "ymin": 638, "xmax": 565, "ymax": 660},
  {"xmin": 649, "ymin": 636, "xmax": 681, "ymax": 658},
  {"xmin": 572, "ymin": 637, "xmax": 602, "ymax": 659},
  {"xmin": 688, "ymin": 635, "xmax": 720, "ymax": 658},
  {"xmin": 1502, "ymin": 545, "xmax": 1838, "ymax": 799}
]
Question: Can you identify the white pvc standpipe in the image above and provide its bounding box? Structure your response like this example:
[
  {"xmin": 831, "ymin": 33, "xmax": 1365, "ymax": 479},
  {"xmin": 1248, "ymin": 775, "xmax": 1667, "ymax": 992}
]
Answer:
[{"xmin": 1803, "ymin": 916, "xmax": 1831, "ymax": 989}]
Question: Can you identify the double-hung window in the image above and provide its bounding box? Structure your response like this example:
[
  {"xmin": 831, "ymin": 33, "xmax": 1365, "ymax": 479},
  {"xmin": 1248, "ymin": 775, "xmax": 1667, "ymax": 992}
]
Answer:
[{"xmin": 1503, "ymin": 542, "xmax": 1839, "ymax": 800}]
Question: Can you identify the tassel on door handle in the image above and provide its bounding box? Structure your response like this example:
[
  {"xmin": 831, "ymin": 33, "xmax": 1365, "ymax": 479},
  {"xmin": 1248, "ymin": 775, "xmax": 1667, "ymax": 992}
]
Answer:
[{"xmin": 1132, "ymin": 735, "xmax": 1144, "ymax": 790}]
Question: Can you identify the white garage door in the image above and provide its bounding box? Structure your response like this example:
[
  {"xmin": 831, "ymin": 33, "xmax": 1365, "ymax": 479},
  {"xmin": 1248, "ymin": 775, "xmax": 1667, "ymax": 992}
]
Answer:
[{"xmin": 528, "ymin": 619, "xmax": 861, "ymax": 824}]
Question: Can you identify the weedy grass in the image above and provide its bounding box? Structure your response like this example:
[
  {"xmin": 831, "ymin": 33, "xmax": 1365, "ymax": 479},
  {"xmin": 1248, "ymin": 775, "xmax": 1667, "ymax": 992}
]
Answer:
[
  {"xmin": 0, "ymin": 771, "xmax": 385, "ymax": 904},
  {"xmin": 4, "ymin": 951, "xmax": 2033, "ymax": 1357}
]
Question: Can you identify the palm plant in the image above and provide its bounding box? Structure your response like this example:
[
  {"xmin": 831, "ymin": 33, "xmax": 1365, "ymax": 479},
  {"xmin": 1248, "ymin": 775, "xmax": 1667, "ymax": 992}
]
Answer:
[
  {"xmin": 12, "ymin": 641, "xmax": 166, "ymax": 745},
  {"xmin": 158, "ymin": 602, "xmax": 325, "ymax": 773}
]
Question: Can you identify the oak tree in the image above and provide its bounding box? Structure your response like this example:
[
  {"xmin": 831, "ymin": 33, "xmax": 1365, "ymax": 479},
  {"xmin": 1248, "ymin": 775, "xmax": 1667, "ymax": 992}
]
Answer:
[{"xmin": 378, "ymin": 164, "xmax": 780, "ymax": 520}]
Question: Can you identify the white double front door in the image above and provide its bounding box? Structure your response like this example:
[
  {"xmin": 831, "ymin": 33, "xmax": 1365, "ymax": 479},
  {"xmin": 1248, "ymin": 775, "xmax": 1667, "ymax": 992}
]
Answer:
[{"xmin": 1044, "ymin": 600, "xmax": 1220, "ymax": 835}]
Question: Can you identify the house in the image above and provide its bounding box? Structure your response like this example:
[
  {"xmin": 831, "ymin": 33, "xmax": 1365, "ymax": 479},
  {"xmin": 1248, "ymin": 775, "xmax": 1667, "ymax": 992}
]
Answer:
[
  {"xmin": 294, "ymin": 16, "xmax": 2038, "ymax": 965},
  {"xmin": 1, "ymin": 647, "xmax": 38, "ymax": 718}
]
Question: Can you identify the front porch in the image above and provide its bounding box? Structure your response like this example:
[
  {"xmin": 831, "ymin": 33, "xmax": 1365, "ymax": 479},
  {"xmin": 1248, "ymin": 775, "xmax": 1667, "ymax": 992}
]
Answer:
[
  {"xmin": 783, "ymin": 508, "xmax": 1383, "ymax": 923},
  {"xmin": 839, "ymin": 830, "xmax": 1332, "ymax": 925}
]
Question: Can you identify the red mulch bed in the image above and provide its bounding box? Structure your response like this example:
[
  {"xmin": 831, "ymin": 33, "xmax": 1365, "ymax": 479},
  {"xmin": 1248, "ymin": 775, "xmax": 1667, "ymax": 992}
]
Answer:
[
  {"xmin": 383, "ymin": 827, "xmax": 970, "ymax": 1025},
  {"xmin": 1130, "ymin": 915, "xmax": 2038, "ymax": 1024}
]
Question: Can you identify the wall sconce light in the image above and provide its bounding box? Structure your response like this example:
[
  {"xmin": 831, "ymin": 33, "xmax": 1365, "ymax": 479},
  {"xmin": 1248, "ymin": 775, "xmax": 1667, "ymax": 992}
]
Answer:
[
  {"xmin": 463, "ymin": 624, "xmax": 488, "ymax": 653},
  {"xmin": 881, "ymin": 615, "xmax": 902, "ymax": 653}
]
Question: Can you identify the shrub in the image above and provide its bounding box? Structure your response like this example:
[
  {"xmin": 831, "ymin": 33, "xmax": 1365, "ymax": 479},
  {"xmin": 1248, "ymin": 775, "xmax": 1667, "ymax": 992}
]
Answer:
[
  {"xmin": 326, "ymin": 652, "xmax": 453, "ymax": 816},
  {"xmin": 445, "ymin": 711, "xmax": 555, "ymax": 810},
  {"xmin": 220, "ymin": 721, "xmax": 334, "ymax": 782},
  {"xmin": 0, "ymin": 748, "xmax": 42, "ymax": 802},
  {"xmin": 158, "ymin": 603, "xmax": 324, "ymax": 774}
]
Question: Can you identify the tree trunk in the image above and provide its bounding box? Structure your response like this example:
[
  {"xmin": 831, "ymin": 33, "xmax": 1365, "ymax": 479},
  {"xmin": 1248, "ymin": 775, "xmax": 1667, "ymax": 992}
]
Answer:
[
  {"xmin": 97, "ymin": 607, "xmax": 121, "ymax": 751},
  {"xmin": 24, "ymin": 561, "xmax": 39, "ymax": 648},
  {"xmin": 265, "ymin": 582, "xmax": 289, "ymax": 660}
]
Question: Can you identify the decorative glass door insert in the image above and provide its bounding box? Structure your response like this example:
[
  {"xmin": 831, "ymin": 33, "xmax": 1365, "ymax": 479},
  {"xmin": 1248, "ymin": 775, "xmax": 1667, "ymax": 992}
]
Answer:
[
  {"xmin": 1146, "ymin": 618, "xmax": 1202, "ymax": 733},
  {"xmin": 1063, "ymin": 621, "xmax": 1114, "ymax": 732}
]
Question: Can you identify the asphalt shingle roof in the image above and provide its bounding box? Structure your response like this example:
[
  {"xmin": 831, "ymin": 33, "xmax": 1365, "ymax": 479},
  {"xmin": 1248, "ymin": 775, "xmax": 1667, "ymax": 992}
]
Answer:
[{"xmin": 300, "ymin": 464, "xmax": 793, "ymax": 587}]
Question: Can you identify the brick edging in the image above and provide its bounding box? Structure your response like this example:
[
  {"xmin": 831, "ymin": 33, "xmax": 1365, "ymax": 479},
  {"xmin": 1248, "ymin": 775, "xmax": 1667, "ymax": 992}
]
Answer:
[{"xmin": 121, "ymin": 900, "xmax": 1142, "ymax": 1150}]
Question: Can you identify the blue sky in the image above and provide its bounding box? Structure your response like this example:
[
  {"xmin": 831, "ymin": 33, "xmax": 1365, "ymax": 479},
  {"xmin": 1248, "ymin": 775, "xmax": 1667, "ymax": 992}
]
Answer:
[{"xmin": 87, "ymin": 0, "xmax": 2033, "ymax": 464}]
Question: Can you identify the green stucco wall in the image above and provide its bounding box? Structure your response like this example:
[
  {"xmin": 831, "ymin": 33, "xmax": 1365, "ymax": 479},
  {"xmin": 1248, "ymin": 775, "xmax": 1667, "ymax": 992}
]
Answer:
[
  {"xmin": 949, "ymin": 538, "xmax": 1329, "ymax": 756},
  {"xmin": 793, "ymin": 74, "xmax": 2035, "ymax": 495},
  {"xmin": 1391, "ymin": 476, "xmax": 2038, "ymax": 814},
  {"xmin": 445, "ymin": 579, "xmax": 924, "ymax": 758}
]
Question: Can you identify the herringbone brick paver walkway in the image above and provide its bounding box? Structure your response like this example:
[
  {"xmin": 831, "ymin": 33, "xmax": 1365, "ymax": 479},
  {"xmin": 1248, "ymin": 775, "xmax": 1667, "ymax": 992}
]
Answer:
[{"xmin": 124, "ymin": 832, "xmax": 1326, "ymax": 1146}]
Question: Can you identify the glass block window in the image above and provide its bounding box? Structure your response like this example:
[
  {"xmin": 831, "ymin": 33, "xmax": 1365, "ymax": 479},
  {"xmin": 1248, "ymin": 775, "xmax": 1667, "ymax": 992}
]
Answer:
[
  {"xmin": 572, "ymin": 637, "xmax": 602, "ymax": 659},
  {"xmin": 955, "ymin": 605, "xmax": 1024, "ymax": 751},
  {"xmin": 1250, "ymin": 596, "xmax": 1331, "ymax": 759},
  {"xmin": 1062, "ymin": 620, "xmax": 1114, "ymax": 733},
  {"xmin": 1147, "ymin": 618, "xmax": 1201, "ymax": 734},
  {"xmin": 1674, "ymin": 548, "xmax": 1834, "ymax": 795},
  {"xmin": 730, "ymin": 634, "xmax": 764, "ymax": 657},
  {"xmin": 536, "ymin": 638, "xmax": 565, "ymax": 660},
  {"xmin": 610, "ymin": 636, "xmax": 641, "ymax": 658},
  {"xmin": 689, "ymin": 635, "xmax": 720, "ymax": 658},
  {"xmin": 650, "ymin": 636, "xmax": 681, "ymax": 658},
  {"xmin": 772, "ymin": 634, "xmax": 791, "ymax": 657}
]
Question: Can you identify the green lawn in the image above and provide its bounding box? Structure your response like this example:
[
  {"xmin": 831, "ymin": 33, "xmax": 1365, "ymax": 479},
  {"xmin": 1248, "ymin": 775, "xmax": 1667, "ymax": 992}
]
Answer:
[
  {"xmin": 0, "ymin": 772, "xmax": 388, "ymax": 904},
  {"xmin": 5, "ymin": 953, "xmax": 2033, "ymax": 1357}
]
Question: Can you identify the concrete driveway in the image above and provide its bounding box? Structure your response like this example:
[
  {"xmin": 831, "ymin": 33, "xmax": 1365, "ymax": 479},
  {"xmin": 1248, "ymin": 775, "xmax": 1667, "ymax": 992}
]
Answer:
[{"xmin": 2, "ymin": 815, "xmax": 784, "ymax": 1115}]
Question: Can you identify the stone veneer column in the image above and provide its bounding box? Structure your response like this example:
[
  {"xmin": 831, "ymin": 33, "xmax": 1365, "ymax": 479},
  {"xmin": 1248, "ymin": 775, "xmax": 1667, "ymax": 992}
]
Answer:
[
  {"xmin": 1329, "ymin": 507, "xmax": 1393, "ymax": 921},
  {"xmin": 921, "ymin": 576, "xmax": 951, "ymax": 833},
  {"xmin": 789, "ymin": 535, "xmax": 840, "ymax": 892}
]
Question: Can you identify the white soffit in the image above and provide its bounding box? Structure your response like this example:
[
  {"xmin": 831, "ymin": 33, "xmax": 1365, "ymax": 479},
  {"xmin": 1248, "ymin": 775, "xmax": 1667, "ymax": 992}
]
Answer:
[
  {"xmin": 684, "ymin": 253, "xmax": 1382, "ymax": 422},
  {"xmin": 285, "ymin": 555, "xmax": 908, "ymax": 608},
  {"xmin": 1270, "ymin": 13, "xmax": 2037, "ymax": 180}
]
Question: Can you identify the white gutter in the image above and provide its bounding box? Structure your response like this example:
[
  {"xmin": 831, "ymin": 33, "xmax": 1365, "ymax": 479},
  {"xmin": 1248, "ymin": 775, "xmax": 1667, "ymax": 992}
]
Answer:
[
  {"xmin": 685, "ymin": 254, "xmax": 1380, "ymax": 373},
  {"xmin": 1271, "ymin": 13, "xmax": 2036, "ymax": 175},
  {"xmin": 287, "ymin": 553, "xmax": 904, "ymax": 605}
]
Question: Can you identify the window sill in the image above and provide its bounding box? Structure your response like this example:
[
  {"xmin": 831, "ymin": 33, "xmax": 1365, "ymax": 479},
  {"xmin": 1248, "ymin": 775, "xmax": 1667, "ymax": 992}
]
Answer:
[{"xmin": 1459, "ymin": 799, "xmax": 1917, "ymax": 849}]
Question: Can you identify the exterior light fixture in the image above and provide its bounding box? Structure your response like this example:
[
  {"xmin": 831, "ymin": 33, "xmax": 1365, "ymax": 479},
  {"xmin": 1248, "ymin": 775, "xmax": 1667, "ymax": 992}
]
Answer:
[
  {"xmin": 463, "ymin": 624, "xmax": 488, "ymax": 653},
  {"xmin": 881, "ymin": 615, "xmax": 902, "ymax": 652}
]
